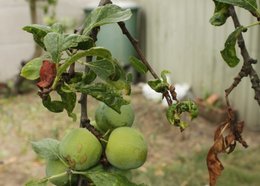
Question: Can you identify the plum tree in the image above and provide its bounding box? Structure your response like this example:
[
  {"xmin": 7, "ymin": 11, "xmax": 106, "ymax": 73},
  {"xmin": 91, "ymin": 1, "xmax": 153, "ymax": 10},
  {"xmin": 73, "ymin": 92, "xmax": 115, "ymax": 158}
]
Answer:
[
  {"xmin": 95, "ymin": 103, "xmax": 135, "ymax": 132},
  {"xmin": 105, "ymin": 127, "xmax": 147, "ymax": 170},
  {"xmin": 59, "ymin": 128, "xmax": 102, "ymax": 170},
  {"xmin": 21, "ymin": 1, "xmax": 199, "ymax": 185}
]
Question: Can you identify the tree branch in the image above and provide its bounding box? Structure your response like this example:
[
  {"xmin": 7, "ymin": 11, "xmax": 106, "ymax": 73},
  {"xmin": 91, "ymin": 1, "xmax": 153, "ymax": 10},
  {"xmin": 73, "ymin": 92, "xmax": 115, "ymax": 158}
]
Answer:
[
  {"xmin": 77, "ymin": 1, "xmax": 111, "ymax": 185},
  {"xmin": 117, "ymin": 22, "xmax": 159, "ymax": 79},
  {"xmin": 117, "ymin": 22, "xmax": 175, "ymax": 105},
  {"xmin": 226, "ymin": 6, "xmax": 260, "ymax": 106}
]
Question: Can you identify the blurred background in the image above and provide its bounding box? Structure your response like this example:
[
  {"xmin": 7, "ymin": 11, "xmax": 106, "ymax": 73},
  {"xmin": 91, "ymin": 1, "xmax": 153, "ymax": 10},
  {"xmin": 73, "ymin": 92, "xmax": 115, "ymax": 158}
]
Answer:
[{"xmin": 0, "ymin": 0, "xmax": 260, "ymax": 185}]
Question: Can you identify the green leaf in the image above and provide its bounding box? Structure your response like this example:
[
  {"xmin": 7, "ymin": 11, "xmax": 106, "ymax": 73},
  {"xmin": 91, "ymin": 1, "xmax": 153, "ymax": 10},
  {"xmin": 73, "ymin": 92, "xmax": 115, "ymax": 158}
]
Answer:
[
  {"xmin": 43, "ymin": 32, "xmax": 94, "ymax": 63},
  {"xmin": 44, "ymin": 32, "xmax": 63, "ymax": 63},
  {"xmin": 160, "ymin": 70, "xmax": 171, "ymax": 83},
  {"xmin": 25, "ymin": 179, "xmax": 48, "ymax": 186},
  {"xmin": 51, "ymin": 23, "xmax": 64, "ymax": 33},
  {"xmin": 166, "ymin": 104, "xmax": 178, "ymax": 125},
  {"xmin": 42, "ymin": 95, "xmax": 64, "ymax": 113},
  {"xmin": 52, "ymin": 47, "xmax": 112, "ymax": 88},
  {"xmin": 57, "ymin": 88, "xmax": 77, "ymax": 121},
  {"xmin": 221, "ymin": 26, "xmax": 246, "ymax": 67},
  {"xmin": 82, "ymin": 70, "xmax": 97, "ymax": 85},
  {"xmin": 31, "ymin": 138, "xmax": 60, "ymax": 160},
  {"xmin": 59, "ymin": 47, "xmax": 112, "ymax": 75},
  {"xmin": 82, "ymin": 171, "xmax": 143, "ymax": 186},
  {"xmin": 86, "ymin": 59, "xmax": 115, "ymax": 80},
  {"xmin": 179, "ymin": 101, "xmax": 199, "ymax": 119},
  {"xmin": 76, "ymin": 82, "xmax": 129, "ymax": 113},
  {"xmin": 216, "ymin": 0, "xmax": 260, "ymax": 16},
  {"xmin": 148, "ymin": 79, "xmax": 168, "ymax": 93},
  {"xmin": 166, "ymin": 101, "xmax": 198, "ymax": 130},
  {"xmin": 129, "ymin": 56, "xmax": 148, "ymax": 74},
  {"xmin": 23, "ymin": 24, "xmax": 52, "ymax": 48},
  {"xmin": 210, "ymin": 1, "xmax": 230, "ymax": 26},
  {"xmin": 20, "ymin": 58, "xmax": 42, "ymax": 80},
  {"xmin": 63, "ymin": 34, "xmax": 93, "ymax": 51},
  {"xmin": 83, "ymin": 4, "xmax": 132, "ymax": 35}
]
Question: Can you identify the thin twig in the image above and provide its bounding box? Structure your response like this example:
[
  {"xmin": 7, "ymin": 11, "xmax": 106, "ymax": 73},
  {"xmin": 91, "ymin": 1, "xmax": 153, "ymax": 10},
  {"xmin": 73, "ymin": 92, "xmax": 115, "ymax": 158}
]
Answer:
[
  {"xmin": 117, "ymin": 22, "xmax": 159, "ymax": 79},
  {"xmin": 117, "ymin": 21, "xmax": 176, "ymax": 105}
]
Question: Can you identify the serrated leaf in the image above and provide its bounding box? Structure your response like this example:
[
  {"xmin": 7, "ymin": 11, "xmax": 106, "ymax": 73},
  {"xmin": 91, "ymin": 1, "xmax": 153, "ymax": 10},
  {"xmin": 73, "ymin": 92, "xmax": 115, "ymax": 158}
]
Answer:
[
  {"xmin": 148, "ymin": 79, "xmax": 168, "ymax": 93},
  {"xmin": 31, "ymin": 138, "xmax": 60, "ymax": 160},
  {"xmin": 160, "ymin": 70, "xmax": 171, "ymax": 83},
  {"xmin": 180, "ymin": 101, "xmax": 199, "ymax": 119},
  {"xmin": 51, "ymin": 23, "xmax": 64, "ymax": 33},
  {"xmin": 83, "ymin": 4, "xmax": 132, "ymax": 35},
  {"xmin": 82, "ymin": 171, "xmax": 143, "ymax": 186},
  {"xmin": 44, "ymin": 31, "xmax": 94, "ymax": 63},
  {"xmin": 86, "ymin": 59, "xmax": 115, "ymax": 80},
  {"xmin": 62, "ymin": 34, "xmax": 93, "ymax": 51},
  {"xmin": 210, "ymin": 1, "xmax": 230, "ymax": 26},
  {"xmin": 20, "ymin": 58, "xmax": 42, "ymax": 80},
  {"xmin": 42, "ymin": 95, "xmax": 64, "ymax": 113},
  {"xmin": 76, "ymin": 82, "xmax": 129, "ymax": 113},
  {"xmin": 221, "ymin": 26, "xmax": 245, "ymax": 67},
  {"xmin": 107, "ymin": 60, "xmax": 131, "ymax": 95},
  {"xmin": 44, "ymin": 32, "xmax": 63, "ymax": 63},
  {"xmin": 57, "ymin": 88, "xmax": 77, "ymax": 121},
  {"xmin": 216, "ymin": 0, "xmax": 260, "ymax": 16},
  {"xmin": 166, "ymin": 104, "xmax": 178, "ymax": 125},
  {"xmin": 52, "ymin": 47, "xmax": 112, "ymax": 89},
  {"xmin": 58, "ymin": 47, "xmax": 112, "ymax": 76},
  {"xmin": 129, "ymin": 56, "xmax": 148, "ymax": 74},
  {"xmin": 25, "ymin": 179, "xmax": 48, "ymax": 186},
  {"xmin": 23, "ymin": 24, "xmax": 52, "ymax": 48},
  {"xmin": 166, "ymin": 101, "xmax": 198, "ymax": 130},
  {"xmin": 82, "ymin": 70, "xmax": 97, "ymax": 85}
]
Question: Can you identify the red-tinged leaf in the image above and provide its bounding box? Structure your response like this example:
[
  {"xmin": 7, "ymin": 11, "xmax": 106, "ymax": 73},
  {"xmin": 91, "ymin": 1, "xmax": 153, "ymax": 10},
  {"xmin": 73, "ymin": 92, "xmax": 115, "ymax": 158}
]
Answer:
[{"xmin": 37, "ymin": 60, "xmax": 56, "ymax": 89}]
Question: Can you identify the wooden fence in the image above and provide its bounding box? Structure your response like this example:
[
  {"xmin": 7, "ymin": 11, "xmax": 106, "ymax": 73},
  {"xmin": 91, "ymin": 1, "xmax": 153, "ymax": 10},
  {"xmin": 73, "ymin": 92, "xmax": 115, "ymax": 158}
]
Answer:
[{"xmin": 135, "ymin": 0, "xmax": 260, "ymax": 130}]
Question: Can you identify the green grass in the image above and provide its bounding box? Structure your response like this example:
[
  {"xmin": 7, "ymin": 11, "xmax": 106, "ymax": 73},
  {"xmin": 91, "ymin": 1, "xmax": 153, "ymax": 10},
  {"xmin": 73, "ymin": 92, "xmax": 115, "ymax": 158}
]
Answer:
[{"xmin": 132, "ymin": 148, "xmax": 260, "ymax": 186}]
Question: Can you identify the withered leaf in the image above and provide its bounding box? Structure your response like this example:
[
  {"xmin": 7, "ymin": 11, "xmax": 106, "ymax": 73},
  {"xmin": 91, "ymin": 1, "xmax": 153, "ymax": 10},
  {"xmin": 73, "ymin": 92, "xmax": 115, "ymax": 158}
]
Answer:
[
  {"xmin": 37, "ymin": 60, "xmax": 57, "ymax": 89},
  {"xmin": 207, "ymin": 120, "xmax": 247, "ymax": 186}
]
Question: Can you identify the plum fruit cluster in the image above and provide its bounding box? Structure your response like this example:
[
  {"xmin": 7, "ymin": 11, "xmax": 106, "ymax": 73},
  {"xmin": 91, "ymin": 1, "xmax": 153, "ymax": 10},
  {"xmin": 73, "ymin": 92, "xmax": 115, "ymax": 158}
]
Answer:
[
  {"xmin": 46, "ymin": 103, "xmax": 147, "ymax": 186},
  {"xmin": 95, "ymin": 103, "xmax": 148, "ymax": 170}
]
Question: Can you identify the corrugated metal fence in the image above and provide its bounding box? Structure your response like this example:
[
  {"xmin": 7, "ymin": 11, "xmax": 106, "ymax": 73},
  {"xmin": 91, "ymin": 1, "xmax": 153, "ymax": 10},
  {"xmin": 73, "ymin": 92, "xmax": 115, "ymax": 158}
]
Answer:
[{"xmin": 135, "ymin": 0, "xmax": 260, "ymax": 130}]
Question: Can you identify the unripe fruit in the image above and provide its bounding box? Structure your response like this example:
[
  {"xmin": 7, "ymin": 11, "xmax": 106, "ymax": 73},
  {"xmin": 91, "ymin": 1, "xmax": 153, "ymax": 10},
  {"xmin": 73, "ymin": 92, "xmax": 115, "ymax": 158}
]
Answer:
[
  {"xmin": 45, "ymin": 160, "xmax": 69, "ymax": 186},
  {"xmin": 59, "ymin": 128, "xmax": 102, "ymax": 170},
  {"xmin": 95, "ymin": 103, "xmax": 135, "ymax": 132},
  {"xmin": 105, "ymin": 127, "xmax": 147, "ymax": 170}
]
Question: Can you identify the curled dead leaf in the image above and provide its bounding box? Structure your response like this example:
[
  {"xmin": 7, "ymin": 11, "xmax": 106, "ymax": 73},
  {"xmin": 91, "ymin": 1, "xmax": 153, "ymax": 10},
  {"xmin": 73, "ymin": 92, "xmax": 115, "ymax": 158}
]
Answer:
[
  {"xmin": 37, "ymin": 60, "xmax": 56, "ymax": 89},
  {"xmin": 207, "ymin": 120, "xmax": 248, "ymax": 186}
]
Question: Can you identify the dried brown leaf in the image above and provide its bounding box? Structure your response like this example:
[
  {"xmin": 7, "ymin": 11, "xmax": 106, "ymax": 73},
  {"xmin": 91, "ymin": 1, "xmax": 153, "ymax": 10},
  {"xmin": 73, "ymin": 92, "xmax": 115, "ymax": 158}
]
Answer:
[
  {"xmin": 207, "ymin": 119, "xmax": 248, "ymax": 186},
  {"xmin": 37, "ymin": 60, "xmax": 56, "ymax": 89}
]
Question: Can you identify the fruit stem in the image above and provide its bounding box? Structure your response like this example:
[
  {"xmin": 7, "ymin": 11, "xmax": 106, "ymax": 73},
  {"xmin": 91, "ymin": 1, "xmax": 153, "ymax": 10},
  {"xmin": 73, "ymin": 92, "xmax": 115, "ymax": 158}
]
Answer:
[
  {"xmin": 102, "ymin": 129, "xmax": 111, "ymax": 138},
  {"xmin": 47, "ymin": 172, "xmax": 67, "ymax": 180},
  {"xmin": 100, "ymin": 138, "xmax": 108, "ymax": 143}
]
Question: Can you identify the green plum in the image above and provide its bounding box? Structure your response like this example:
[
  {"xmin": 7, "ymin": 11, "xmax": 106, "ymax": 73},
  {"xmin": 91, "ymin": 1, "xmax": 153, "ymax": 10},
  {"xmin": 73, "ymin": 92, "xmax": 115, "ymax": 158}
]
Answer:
[
  {"xmin": 105, "ymin": 127, "xmax": 147, "ymax": 170},
  {"xmin": 59, "ymin": 128, "xmax": 102, "ymax": 170},
  {"xmin": 95, "ymin": 103, "xmax": 135, "ymax": 132}
]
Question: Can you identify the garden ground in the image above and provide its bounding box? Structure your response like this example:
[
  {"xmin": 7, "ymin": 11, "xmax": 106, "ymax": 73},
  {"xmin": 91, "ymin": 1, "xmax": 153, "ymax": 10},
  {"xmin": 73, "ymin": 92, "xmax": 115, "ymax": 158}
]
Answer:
[{"xmin": 0, "ymin": 88, "xmax": 260, "ymax": 186}]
